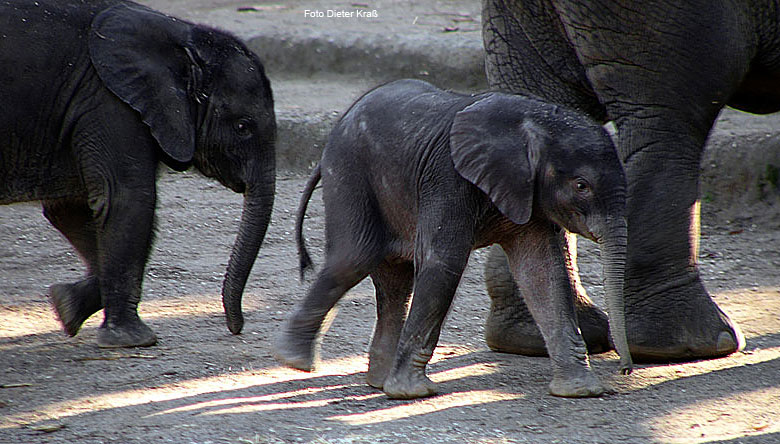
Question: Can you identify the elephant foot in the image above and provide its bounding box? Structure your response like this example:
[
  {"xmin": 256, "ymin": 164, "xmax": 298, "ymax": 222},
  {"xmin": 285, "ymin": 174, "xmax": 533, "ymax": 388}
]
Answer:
[
  {"xmin": 485, "ymin": 305, "xmax": 547, "ymax": 356},
  {"xmin": 97, "ymin": 316, "xmax": 157, "ymax": 348},
  {"xmin": 484, "ymin": 244, "xmax": 611, "ymax": 356},
  {"xmin": 366, "ymin": 354, "xmax": 394, "ymax": 389},
  {"xmin": 548, "ymin": 372, "xmax": 606, "ymax": 398},
  {"xmin": 49, "ymin": 278, "xmax": 102, "ymax": 337},
  {"xmin": 382, "ymin": 369, "xmax": 437, "ymax": 400},
  {"xmin": 626, "ymin": 280, "xmax": 744, "ymax": 362},
  {"xmin": 574, "ymin": 304, "xmax": 612, "ymax": 354},
  {"xmin": 272, "ymin": 324, "xmax": 318, "ymax": 372},
  {"xmin": 484, "ymin": 301, "xmax": 611, "ymax": 356}
]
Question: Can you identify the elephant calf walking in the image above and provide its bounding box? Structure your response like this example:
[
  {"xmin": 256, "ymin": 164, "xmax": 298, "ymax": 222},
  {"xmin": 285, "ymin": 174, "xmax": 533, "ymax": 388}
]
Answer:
[
  {"xmin": 274, "ymin": 79, "xmax": 632, "ymax": 399},
  {"xmin": 0, "ymin": 0, "xmax": 276, "ymax": 347}
]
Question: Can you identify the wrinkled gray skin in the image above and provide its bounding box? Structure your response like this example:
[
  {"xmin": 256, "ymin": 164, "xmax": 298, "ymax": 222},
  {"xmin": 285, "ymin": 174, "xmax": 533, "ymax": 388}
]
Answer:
[
  {"xmin": 0, "ymin": 0, "xmax": 276, "ymax": 347},
  {"xmin": 274, "ymin": 79, "xmax": 631, "ymax": 399},
  {"xmin": 480, "ymin": 0, "xmax": 767, "ymax": 361}
]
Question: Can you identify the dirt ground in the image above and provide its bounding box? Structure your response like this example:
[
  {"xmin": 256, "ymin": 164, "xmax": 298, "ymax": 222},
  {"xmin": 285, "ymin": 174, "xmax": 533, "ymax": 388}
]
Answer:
[
  {"xmin": 1, "ymin": 0, "xmax": 779, "ymax": 443},
  {"xmin": 1, "ymin": 167, "xmax": 778, "ymax": 444}
]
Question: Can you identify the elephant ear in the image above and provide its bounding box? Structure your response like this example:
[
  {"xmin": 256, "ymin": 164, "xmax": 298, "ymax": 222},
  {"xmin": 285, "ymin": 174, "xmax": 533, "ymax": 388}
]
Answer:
[
  {"xmin": 450, "ymin": 94, "xmax": 544, "ymax": 225},
  {"xmin": 88, "ymin": 3, "xmax": 198, "ymax": 165}
]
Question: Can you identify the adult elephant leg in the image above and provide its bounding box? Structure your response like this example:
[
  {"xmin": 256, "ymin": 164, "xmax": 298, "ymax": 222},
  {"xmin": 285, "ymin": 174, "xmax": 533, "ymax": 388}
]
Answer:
[
  {"xmin": 482, "ymin": 0, "xmax": 746, "ymax": 361},
  {"xmin": 484, "ymin": 245, "xmax": 546, "ymax": 356},
  {"xmin": 617, "ymin": 119, "xmax": 744, "ymax": 360},
  {"xmin": 42, "ymin": 198, "xmax": 102, "ymax": 336},
  {"xmin": 549, "ymin": 0, "xmax": 748, "ymax": 360}
]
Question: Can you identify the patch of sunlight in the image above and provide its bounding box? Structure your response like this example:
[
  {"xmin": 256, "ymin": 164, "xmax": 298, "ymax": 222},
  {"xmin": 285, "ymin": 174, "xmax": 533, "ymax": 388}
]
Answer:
[
  {"xmin": 428, "ymin": 361, "xmax": 499, "ymax": 383},
  {"xmin": 198, "ymin": 392, "xmax": 384, "ymax": 416},
  {"xmin": 614, "ymin": 346, "xmax": 780, "ymax": 393},
  {"xmin": 0, "ymin": 294, "xmax": 224, "ymax": 339},
  {"xmin": 429, "ymin": 343, "xmax": 480, "ymax": 364},
  {"xmin": 152, "ymin": 354, "xmax": 493, "ymax": 418},
  {"xmin": 0, "ymin": 305, "xmax": 61, "ymax": 339},
  {"xmin": 647, "ymin": 387, "xmax": 779, "ymax": 444},
  {"xmin": 149, "ymin": 384, "xmax": 381, "ymax": 416},
  {"xmin": 0, "ymin": 344, "xmax": 497, "ymax": 429},
  {"xmin": 328, "ymin": 389, "xmax": 524, "ymax": 425},
  {"xmin": 0, "ymin": 354, "xmax": 370, "ymax": 429},
  {"xmin": 714, "ymin": 287, "xmax": 780, "ymax": 339}
]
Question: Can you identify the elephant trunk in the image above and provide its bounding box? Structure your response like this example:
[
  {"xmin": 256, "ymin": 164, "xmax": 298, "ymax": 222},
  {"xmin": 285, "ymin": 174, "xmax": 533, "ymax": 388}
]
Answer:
[
  {"xmin": 599, "ymin": 217, "xmax": 633, "ymax": 374},
  {"xmin": 222, "ymin": 159, "xmax": 276, "ymax": 335}
]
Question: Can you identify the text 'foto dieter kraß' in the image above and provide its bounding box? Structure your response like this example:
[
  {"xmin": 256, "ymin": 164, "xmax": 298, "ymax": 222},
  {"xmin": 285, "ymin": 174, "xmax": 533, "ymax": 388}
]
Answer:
[{"xmin": 304, "ymin": 9, "xmax": 379, "ymax": 19}]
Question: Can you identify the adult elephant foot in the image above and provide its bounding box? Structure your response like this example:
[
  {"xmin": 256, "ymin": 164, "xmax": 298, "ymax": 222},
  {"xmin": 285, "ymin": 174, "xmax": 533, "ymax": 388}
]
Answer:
[
  {"xmin": 483, "ymin": 246, "xmax": 612, "ymax": 356},
  {"xmin": 49, "ymin": 277, "xmax": 102, "ymax": 337},
  {"xmin": 484, "ymin": 247, "xmax": 745, "ymax": 361},
  {"xmin": 626, "ymin": 278, "xmax": 744, "ymax": 362},
  {"xmin": 96, "ymin": 314, "xmax": 157, "ymax": 348}
]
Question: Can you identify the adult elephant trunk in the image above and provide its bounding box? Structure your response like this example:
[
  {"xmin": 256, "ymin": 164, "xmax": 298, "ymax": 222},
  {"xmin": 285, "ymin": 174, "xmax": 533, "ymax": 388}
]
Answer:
[
  {"xmin": 222, "ymin": 159, "xmax": 276, "ymax": 335},
  {"xmin": 598, "ymin": 217, "xmax": 633, "ymax": 374}
]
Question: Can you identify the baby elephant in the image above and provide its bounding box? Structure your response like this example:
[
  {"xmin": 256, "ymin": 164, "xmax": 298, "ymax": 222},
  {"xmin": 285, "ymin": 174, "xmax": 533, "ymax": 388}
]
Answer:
[{"xmin": 274, "ymin": 79, "xmax": 632, "ymax": 399}]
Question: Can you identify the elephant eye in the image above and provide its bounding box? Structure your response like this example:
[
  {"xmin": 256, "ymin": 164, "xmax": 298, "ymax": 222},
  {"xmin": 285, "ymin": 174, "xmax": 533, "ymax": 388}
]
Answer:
[
  {"xmin": 574, "ymin": 179, "xmax": 591, "ymax": 193},
  {"xmin": 234, "ymin": 118, "xmax": 254, "ymax": 137}
]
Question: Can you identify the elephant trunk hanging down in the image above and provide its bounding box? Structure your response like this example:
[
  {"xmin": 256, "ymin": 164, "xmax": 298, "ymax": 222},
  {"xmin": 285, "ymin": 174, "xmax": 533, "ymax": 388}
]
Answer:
[{"xmin": 0, "ymin": 0, "xmax": 276, "ymax": 347}]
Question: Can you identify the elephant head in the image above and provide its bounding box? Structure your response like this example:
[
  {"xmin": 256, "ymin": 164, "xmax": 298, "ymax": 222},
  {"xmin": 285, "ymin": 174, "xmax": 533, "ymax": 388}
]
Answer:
[
  {"xmin": 89, "ymin": 3, "xmax": 276, "ymax": 334},
  {"xmin": 450, "ymin": 94, "xmax": 633, "ymax": 374}
]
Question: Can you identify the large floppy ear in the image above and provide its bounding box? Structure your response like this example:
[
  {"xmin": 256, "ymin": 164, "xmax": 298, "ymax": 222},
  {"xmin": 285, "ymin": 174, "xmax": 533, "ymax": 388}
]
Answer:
[
  {"xmin": 88, "ymin": 3, "xmax": 198, "ymax": 164},
  {"xmin": 450, "ymin": 94, "xmax": 544, "ymax": 225}
]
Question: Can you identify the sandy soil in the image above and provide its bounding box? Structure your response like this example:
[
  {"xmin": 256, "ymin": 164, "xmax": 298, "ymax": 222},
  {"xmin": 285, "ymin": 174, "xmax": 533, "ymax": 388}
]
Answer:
[
  {"xmin": 1, "ymin": 168, "xmax": 778, "ymax": 444},
  {"xmin": 1, "ymin": 0, "xmax": 779, "ymax": 443}
]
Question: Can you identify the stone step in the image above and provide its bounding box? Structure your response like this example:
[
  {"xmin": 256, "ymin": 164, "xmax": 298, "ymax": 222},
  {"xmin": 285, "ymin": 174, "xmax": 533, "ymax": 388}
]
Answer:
[
  {"xmin": 140, "ymin": 0, "xmax": 779, "ymax": 216},
  {"xmin": 147, "ymin": 1, "xmax": 487, "ymax": 173}
]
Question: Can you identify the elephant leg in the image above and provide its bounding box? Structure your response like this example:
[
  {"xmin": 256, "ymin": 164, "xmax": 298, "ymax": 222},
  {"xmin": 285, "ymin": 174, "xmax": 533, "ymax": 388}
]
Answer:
[
  {"xmin": 482, "ymin": 0, "xmax": 744, "ymax": 361},
  {"xmin": 618, "ymin": 126, "xmax": 744, "ymax": 361},
  {"xmin": 42, "ymin": 198, "xmax": 103, "ymax": 336},
  {"xmin": 481, "ymin": 0, "xmax": 605, "ymax": 119},
  {"xmin": 382, "ymin": 218, "xmax": 472, "ymax": 400},
  {"xmin": 367, "ymin": 260, "xmax": 414, "ymax": 389},
  {"xmin": 71, "ymin": 118, "xmax": 160, "ymax": 348},
  {"xmin": 91, "ymin": 194, "xmax": 158, "ymax": 348},
  {"xmin": 484, "ymin": 236, "xmax": 612, "ymax": 356},
  {"xmin": 484, "ymin": 244, "xmax": 546, "ymax": 355},
  {"xmin": 501, "ymin": 229, "xmax": 605, "ymax": 398},
  {"xmin": 274, "ymin": 184, "xmax": 385, "ymax": 372},
  {"xmin": 274, "ymin": 254, "xmax": 378, "ymax": 372},
  {"xmin": 546, "ymin": 0, "xmax": 745, "ymax": 361}
]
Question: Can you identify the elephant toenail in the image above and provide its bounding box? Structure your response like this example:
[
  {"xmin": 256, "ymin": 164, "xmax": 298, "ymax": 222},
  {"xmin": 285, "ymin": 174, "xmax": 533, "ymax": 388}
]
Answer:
[{"xmin": 716, "ymin": 331, "xmax": 738, "ymax": 354}]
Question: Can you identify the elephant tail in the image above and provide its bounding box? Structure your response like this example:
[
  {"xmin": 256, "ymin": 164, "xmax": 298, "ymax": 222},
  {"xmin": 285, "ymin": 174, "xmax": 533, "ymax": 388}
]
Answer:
[{"xmin": 296, "ymin": 164, "xmax": 321, "ymax": 280}]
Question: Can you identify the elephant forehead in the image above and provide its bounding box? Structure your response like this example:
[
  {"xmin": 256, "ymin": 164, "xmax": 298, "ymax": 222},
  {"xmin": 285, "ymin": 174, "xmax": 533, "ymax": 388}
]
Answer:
[{"xmin": 545, "ymin": 156, "xmax": 612, "ymax": 184}]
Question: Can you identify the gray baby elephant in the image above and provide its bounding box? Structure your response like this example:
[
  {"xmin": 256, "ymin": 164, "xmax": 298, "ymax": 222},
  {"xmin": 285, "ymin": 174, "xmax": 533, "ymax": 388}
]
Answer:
[{"xmin": 274, "ymin": 79, "xmax": 632, "ymax": 399}]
